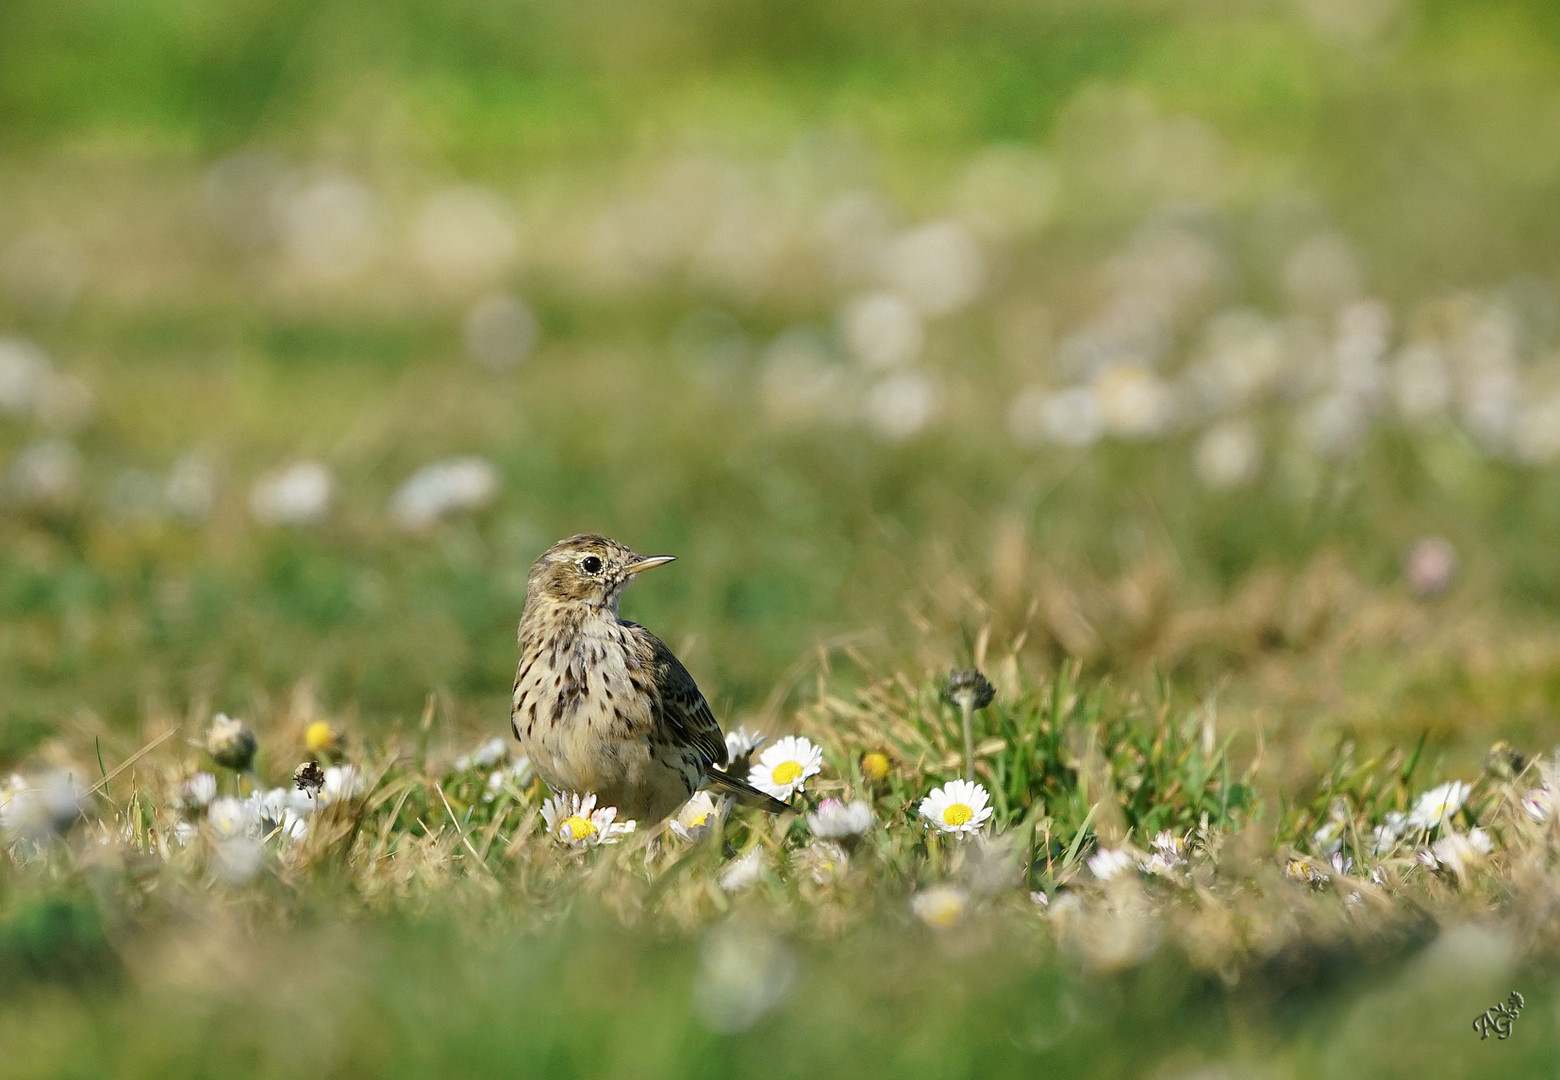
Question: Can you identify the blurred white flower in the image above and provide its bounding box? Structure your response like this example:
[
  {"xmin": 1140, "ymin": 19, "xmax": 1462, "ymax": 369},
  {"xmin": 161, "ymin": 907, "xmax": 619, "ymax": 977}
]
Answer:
[
  {"xmin": 249, "ymin": 461, "xmax": 333, "ymax": 526},
  {"xmin": 178, "ymin": 773, "xmax": 217, "ymax": 811},
  {"xmin": 454, "ymin": 737, "xmax": 509, "ymax": 773},
  {"xmin": 806, "ymin": 798, "xmax": 874, "ymax": 840},
  {"xmin": 1514, "ymin": 393, "xmax": 1560, "ymax": 464},
  {"xmin": 670, "ymin": 790, "xmax": 731, "ymax": 842},
  {"xmin": 1194, "ymin": 420, "xmax": 1262, "ymax": 490},
  {"xmin": 758, "ymin": 330, "xmax": 850, "ymax": 426},
  {"xmin": 1523, "ymin": 786, "xmax": 1555, "ymax": 822},
  {"xmin": 1007, "ymin": 385, "xmax": 1104, "ymax": 448},
  {"xmin": 320, "ymin": 765, "xmax": 365, "ymax": 806},
  {"xmin": 748, "ymin": 736, "xmax": 822, "ymax": 801},
  {"xmin": 1087, "ymin": 847, "xmax": 1136, "ymax": 882},
  {"xmin": 718, "ymin": 848, "xmax": 766, "ymax": 892},
  {"xmin": 8, "ymin": 439, "xmax": 81, "ymax": 509},
  {"xmin": 1406, "ymin": 780, "xmax": 1471, "ymax": 831},
  {"xmin": 166, "ymin": 452, "xmax": 217, "ymax": 521},
  {"xmin": 840, "ymin": 291, "xmax": 924, "ymax": 370},
  {"xmin": 273, "ymin": 169, "xmax": 379, "ymax": 280},
  {"xmin": 881, "ymin": 222, "xmax": 984, "ymax": 315},
  {"xmin": 208, "ymin": 796, "xmax": 263, "ymax": 840},
  {"xmin": 1421, "ymin": 827, "xmax": 1493, "ymax": 875},
  {"xmin": 0, "ymin": 771, "xmax": 84, "ymax": 843},
  {"xmin": 0, "ymin": 337, "xmax": 52, "ymax": 415},
  {"xmin": 692, "ymin": 923, "xmax": 796, "ymax": 1033},
  {"xmin": 462, "ymin": 293, "xmax": 537, "ymax": 372},
  {"xmin": 1139, "ymin": 830, "xmax": 1187, "ymax": 876},
  {"xmin": 918, "ymin": 778, "xmax": 993, "ymax": 836},
  {"xmin": 863, "ymin": 372, "xmax": 939, "ymax": 440},
  {"xmin": 911, "ymin": 883, "xmax": 970, "ymax": 927},
  {"xmin": 539, "ymin": 792, "xmax": 635, "ymax": 846},
  {"xmin": 724, "ymin": 727, "xmax": 766, "ymax": 764},
  {"xmin": 1189, "ymin": 309, "xmax": 1286, "ymax": 410},
  {"xmin": 213, "ymin": 836, "xmax": 265, "ymax": 884},
  {"xmin": 1371, "ymin": 810, "xmax": 1406, "ymax": 854},
  {"xmin": 389, "ymin": 456, "xmax": 500, "ymax": 530},
  {"xmin": 797, "ymin": 840, "xmax": 850, "ymax": 883},
  {"xmin": 483, "ymin": 757, "xmax": 533, "ymax": 802},
  {"xmin": 411, "ymin": 185, "xmax": 518, "ymax": 286}
]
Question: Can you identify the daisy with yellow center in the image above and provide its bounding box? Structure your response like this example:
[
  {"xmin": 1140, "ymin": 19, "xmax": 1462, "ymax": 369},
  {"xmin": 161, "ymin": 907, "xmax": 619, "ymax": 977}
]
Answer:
[
  {"xmin": 918, "ymin": 778, "xmax": 993, "ymax": 835},
  {"xmin": 539, "ymin": 792, "xmax": 636, "ymax": 847},
  {"xmin": 911, "ymin": 884, "xmax": 969, "ymax": 928},
  {"xmin": 669, "ymin": 790, "xmax": 731, "ymax": 842},
  {"xmin": 748, "ymin": 735, "xmax": 823, "ymax": 801}
]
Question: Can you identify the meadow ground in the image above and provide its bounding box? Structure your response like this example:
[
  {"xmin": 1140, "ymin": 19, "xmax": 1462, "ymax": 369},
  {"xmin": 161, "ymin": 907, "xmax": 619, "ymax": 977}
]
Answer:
[{"xmin": 4, "ymin": 1, "xmax": 1560, "ymax": 1076}]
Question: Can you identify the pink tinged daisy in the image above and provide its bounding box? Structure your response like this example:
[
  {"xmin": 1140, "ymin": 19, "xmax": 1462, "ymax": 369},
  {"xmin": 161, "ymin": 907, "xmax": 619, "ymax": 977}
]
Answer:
[
  {"xmin": 806, "ymin": 798, "xmax": 874, "ymax": 839},
  {"xmin": 748, "ymin": 736, "xmax": 823, "ymax": 801},
  {"xmin": 918, "ymin": 778, "xmax": 993, "ymax": 835},
  {"xmin": 539, "ymin": 792, "xmax": 636, "ymax": 847}
]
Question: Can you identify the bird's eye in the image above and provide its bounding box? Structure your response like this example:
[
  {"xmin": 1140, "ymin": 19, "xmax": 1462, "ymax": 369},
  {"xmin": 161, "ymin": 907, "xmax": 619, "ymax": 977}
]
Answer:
[{"xmin": 581, "ymin": 555, "xmax": 603, "ymax": 575}]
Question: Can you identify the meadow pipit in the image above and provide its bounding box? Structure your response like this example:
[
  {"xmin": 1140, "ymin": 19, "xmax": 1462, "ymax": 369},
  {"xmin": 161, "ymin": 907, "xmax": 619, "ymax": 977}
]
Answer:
[{"xmin": 511, "ymin": 534, "xmax": 791, "ymax": 824}]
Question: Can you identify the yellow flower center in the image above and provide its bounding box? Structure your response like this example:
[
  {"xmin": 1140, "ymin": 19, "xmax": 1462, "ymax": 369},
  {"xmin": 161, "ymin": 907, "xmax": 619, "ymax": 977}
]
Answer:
[
  {"xmin": 689, "ymin": 812, "xmax": 709, "ymax": 828},
  {"xmin": 942, "ymin": 803, "xmax": 974, "ymax": 826},
  {"xmin": 771, "ymin": 760, "xmax": 803, "ymax": 786},
  {"xmin": 304, "ymin": 720, "xmax": 337, "ymax": 755},
  {"xmin": 563, "ymin": 815, "xmax": 597, "ymax": 841},
  {"xmin": 861, "ymin": 752, "xmax": 890, "ymax": 781}
]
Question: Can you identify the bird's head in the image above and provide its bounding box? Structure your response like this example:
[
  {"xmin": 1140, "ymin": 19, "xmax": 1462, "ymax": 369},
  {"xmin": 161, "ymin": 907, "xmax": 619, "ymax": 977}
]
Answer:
[{"xmin": 525, "ymin": 534, "xmax": 674, "ymax": 614}]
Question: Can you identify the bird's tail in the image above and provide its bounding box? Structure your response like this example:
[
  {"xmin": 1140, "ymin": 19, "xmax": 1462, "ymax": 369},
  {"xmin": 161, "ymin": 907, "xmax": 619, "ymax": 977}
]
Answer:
[{"xmin": 706, "ymin": 768, "xmax": 794, "ymax": 815}]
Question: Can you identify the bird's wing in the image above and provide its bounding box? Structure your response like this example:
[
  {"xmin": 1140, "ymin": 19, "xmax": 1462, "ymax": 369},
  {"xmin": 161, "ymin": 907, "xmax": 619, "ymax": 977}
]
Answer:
[{"xmin": 632, "ymin": 624, "xmax": 729, "ymax": 773}]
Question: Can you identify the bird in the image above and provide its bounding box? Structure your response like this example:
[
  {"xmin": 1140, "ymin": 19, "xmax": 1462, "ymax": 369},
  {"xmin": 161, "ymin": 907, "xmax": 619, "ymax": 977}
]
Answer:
[{"xmin": 510, "ymin": 533, "xmax": 791, "ymax": 824}]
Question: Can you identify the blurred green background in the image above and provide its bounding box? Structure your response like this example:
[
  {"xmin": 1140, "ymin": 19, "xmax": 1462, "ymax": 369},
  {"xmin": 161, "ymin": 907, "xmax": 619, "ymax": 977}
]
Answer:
[{"xmin": 2, "ymin": 0, "xmax": 1559, "ymax": 755}]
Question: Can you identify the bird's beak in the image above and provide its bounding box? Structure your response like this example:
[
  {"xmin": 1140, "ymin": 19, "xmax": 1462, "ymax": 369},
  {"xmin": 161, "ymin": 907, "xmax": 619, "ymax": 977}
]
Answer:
[{"xmin": 625, "ymin": 555, "xmax": 676, "ymax": 575}]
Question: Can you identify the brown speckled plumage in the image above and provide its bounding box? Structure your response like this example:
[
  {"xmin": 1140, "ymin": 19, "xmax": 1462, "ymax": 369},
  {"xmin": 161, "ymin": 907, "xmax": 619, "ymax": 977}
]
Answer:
[{"xmin": 511, "ymin": 534, "xmax": 789, "ymax": 824}]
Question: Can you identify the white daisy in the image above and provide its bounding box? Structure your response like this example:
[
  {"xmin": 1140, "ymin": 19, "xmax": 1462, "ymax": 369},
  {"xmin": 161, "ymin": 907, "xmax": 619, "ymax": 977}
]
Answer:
[
  {"xmin": 911, "ymin": 884, "xmax": 969, "ymax": 928},
  {"xmin": 483, "ymin": 757, "xmax": 533, "ymax": 802},
  {"xmin": 1371, "ymin": 810, "xmax": 1406, "ymax": 854},
  {"xmin": 1088, "ymin": 847, "xmax": 1137, "ymax": 882},
  {"xmin": 797, "ymin": 840, "xmax": 850, "ymax": 883},
  {"xmin": 670, "ymin": 790, "xmax": 731, "ymax": 842},
  {"xmin": 207, "ymin": 796, "xmax": 262, "ymax": 840},
  {"xmin": 1522, "ymin": 783, "xmax": 1556, "ymax": 822},
  {"xmin": 1140, "ymin": 830, "xmax": 1187, "ymax": 876},
  {"xmin": 806, "ymin": 798, "xmax": 874, "ymax": 839},
  {"xmin": 724, "ymin": 727, "xmax": 766, "ymax": 763},
  {"xmin": 918, "ymin": 778, "xmax": 993, "ymax": 835},
  {"xmin": 539, "ymin": 792, "xmax": 636, "ymax": 847},
  {"xmin": 1422, "ymin": 827, "xmax": 1493, "ymax": 874},
  {"xmin": 747, "ymin": 735, "xmax": 823, "ymax": 801},
  {"xmin": 1406, "ymin": 780, "xmax": 1471, "ymax": 830},
  {"xmin": 718, "ymin": 848, "xmax": 766, "ymax": 892},
  {"xmin": 454, "ymin": 736, "xmax": 509, "ymax": 773},
  {"xmin": 178, "ymin": 772, "xmax": 217, "ymax": 811},
  {"xmin": 319, "ymin": 764, "xmax": 365, "ymax": 807}
]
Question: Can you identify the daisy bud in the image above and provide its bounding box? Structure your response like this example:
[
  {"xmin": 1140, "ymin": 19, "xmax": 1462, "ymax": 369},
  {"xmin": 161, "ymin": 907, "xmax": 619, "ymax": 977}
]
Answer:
[
  {"xmin": 943, "ymin": 669, "xmax": 995, "ymax": 712},
  {"xmin": 206, "ymin": 714, "xmax": 257, "ymax": 772},
  {"xmin": 1484, "ymin": 740, "xmax": 1525, "ymax": 783},
  {"xmin": 293, "ymin": 759, "xmax": 326, "ymax": 799}
]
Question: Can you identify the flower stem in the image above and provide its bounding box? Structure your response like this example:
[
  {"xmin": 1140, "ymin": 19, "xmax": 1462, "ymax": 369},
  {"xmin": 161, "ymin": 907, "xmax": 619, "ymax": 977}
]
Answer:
[{"xmin": 961, "ymin": 701, "xmax": 976, "ymax": 780}]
